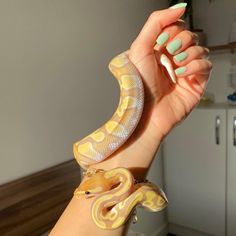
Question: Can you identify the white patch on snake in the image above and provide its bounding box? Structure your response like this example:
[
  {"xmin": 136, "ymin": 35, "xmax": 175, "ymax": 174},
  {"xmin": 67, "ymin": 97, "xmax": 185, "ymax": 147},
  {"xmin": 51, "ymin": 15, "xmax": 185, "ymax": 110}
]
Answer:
[
  {"xmin": 108, "ymin": 142, "xmax": 120, "ymax": 151},
  {"xmin": 119, "ymin": 130, "xmax": 129, "ymax": 139},
  {"xmin": 93, "ymin": 153, "xmax": 104, "ymax": 162},
  {"xmin": 136, "ymin": 77, "xmax": 143, "ymax": 88},
  {"xmin": 128, "ymin": 99, "xmax": 143, "ymax": 127},
  {"xmin": 135, "ymin": 99, "xmax": 143, "ymax": 110},
  {"xmin": 129, "ymin": 116, "xmax": 139, "ymax": 127}
]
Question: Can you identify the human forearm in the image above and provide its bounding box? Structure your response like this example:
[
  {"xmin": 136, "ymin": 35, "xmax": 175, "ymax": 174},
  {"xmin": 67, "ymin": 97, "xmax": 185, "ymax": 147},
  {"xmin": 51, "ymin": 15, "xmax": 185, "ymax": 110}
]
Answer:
[{"xmin": 91, "ymin": 102, "xmax": 164, "ymax": 181}]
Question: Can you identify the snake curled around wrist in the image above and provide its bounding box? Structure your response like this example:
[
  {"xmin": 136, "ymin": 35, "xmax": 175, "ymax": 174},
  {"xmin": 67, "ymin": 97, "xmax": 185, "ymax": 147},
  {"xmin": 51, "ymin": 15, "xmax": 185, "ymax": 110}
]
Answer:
[{"xmin": 73, "ymin": 51, "xmax": 174, "ymax": 230}]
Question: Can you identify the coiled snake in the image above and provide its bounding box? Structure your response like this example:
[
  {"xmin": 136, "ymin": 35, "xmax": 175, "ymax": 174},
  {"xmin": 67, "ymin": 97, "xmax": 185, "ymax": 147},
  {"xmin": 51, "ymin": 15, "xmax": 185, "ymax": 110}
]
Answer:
[{"xmin": 73, "ymin": 51, "xmax": 174, "ymax": 230}]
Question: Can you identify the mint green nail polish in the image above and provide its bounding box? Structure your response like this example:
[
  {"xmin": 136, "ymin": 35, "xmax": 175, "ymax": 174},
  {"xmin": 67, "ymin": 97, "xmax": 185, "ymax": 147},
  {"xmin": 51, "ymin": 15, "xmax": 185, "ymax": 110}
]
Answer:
[
  {"xmin": 156, "ymin": 32, "xmax": 170, "ymax": 46},
  {"xmin": 169, "ymin": 3, "xmax": 187, "ymax": 9},
  {"xmin": 174, "ymin": 51, "xmax": 188, "ymax": 62},
  {"xmin": 175, "ymin": 66, "xmax": 186, "ymax": 76},
  {"xmin": 166, "ymin": 39, "xmax": 182, "ymax": 55}
]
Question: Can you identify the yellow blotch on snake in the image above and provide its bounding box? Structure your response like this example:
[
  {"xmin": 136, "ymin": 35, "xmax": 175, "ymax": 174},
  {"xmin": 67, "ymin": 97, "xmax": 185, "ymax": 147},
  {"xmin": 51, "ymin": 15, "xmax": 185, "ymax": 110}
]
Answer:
[
  {"xmin": 117, "ymin": 96, "xmax": 137, "ymax": 117},
  {"xmin": 77, "ymin": 142, "xmax": 101, "ymax": 160},
  {"xmin": 110, "ymin": 54, "xmax": 128, "ymax": 67},
  {"xmin": 143, "ymin": 191, "xmax": 156, "ymax": 208},
  {"xmin": 105, "ymin": 121, "xmax": 125, "ymax": 136},
  {"xmin": 120, "ymin": 75, "xmax": 138, "ymax": 90},
  {"xmin": 90, "ymin": 131, "xmax": 105, "ymax": 142},
  {"xmin": 112, "ymin": 217, "xmax": 126, "ymax": 229}
]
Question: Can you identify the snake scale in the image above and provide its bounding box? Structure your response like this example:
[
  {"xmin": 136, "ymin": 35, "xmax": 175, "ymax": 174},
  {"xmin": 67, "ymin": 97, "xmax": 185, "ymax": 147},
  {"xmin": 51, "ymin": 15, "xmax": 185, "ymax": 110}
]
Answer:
[{"xmin": 73, "ymin": 51, "xmax": 174, "ymax": 230}]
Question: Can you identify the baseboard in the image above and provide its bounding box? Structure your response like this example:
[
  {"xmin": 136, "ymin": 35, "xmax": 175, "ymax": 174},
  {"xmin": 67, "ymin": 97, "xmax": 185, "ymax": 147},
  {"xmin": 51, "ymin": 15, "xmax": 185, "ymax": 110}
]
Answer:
[{"xmin": 168, "ymin": 223, "xmax": 212, "ymax": 236}]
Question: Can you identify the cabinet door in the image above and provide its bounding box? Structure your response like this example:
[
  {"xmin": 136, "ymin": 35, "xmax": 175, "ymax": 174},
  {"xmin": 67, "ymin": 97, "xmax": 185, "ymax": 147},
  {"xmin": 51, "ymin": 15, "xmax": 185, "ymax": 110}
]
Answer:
[
  {"xmin": 164, "ymin": 108, "xmax": 226, "ymax": 236},
  {"xmin": 227, "ymin": 109, "xmax": 236, "ymax": 236}
]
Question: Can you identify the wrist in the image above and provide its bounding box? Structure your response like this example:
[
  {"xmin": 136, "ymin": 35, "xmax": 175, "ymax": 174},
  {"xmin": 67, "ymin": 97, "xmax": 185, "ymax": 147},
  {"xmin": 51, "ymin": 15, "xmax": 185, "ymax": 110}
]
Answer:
[{"xmin": 89, "ymin": 121, "xmax": 163, "ymax": 180}]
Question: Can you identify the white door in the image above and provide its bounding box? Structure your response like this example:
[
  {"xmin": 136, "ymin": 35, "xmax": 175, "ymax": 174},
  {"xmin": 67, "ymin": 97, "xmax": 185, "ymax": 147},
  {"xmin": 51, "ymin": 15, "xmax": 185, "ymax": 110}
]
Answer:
[
  {"xmin": 164, "ymin": 108, "xmax": 226, "ymax": 236},
  {"xmin": 227, "ymin": 109, "xmax": 236, "ymax": 236}
]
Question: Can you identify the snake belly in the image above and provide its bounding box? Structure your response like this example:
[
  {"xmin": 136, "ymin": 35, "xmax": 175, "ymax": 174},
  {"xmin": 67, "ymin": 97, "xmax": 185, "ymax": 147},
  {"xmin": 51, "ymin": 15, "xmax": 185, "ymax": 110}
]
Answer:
[{"xmin": 73, "ymin": 51, "xmax": 172, "ymax": 229}]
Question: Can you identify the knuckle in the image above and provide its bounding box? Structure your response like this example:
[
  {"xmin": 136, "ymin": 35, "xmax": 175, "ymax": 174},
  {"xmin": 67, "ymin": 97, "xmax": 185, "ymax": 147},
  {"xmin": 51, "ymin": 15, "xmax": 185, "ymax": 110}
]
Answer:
[
  {"xmin": 192, "ymin": 32, "xmax": 200, "ymax": 40},
  {"xmin": 130, "ymin": 41, "xmax": 137, "ymax": 50},
  {"xmin": 191, "ymin": 46, "xmax": 210, "ymax": 60},
  {"xmin": 194, "ymin": 46, "xmax": 203, "ymax": 53},
  {"xmin": 193, "ymin": 60, "xmax": 202, "ymax": 70},
  {"xmin": 149, "ymin": 11, "xmax": 160, "ymax": 20},
  {"xmin": 148, "ymin": 11, "xmax": 164, "ymax": 29},
  {"xmin": 203, "ymin": 47, "xmax": 210, "ymax": 54},
  {"xmin": 182, "ymin": 30, "xmax": 199, "ymax": 44},
  {"xmin": 177, "ymin": 20, "xmax": 187, "ymax": 29},
  {"xmin": 197, "ymin": 46, "xmax": 208, "ymax": 55},
  {"xmin": 130, "ymin": 41, "xmax": 144, "ymax": 55},
  {"xmin": 195, "ymin": 59, "xmax": 213, "ymax": 71},
  {"xmin": 192, "ymin": 33, "xmax": 200, "ymax": 44},
  {"xmin": 148, "ymin": 10, "xmax": 163, "ymax": 24},
  {"xmin": 207, "ymin": 60, "xmax": 213, "ymax": 70}
]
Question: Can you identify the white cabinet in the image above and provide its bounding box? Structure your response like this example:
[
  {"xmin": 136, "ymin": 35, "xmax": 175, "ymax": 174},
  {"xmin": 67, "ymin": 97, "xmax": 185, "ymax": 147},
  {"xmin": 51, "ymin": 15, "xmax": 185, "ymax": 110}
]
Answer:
[
  {"xmin": 227, "ymin": 109, "xmax": 236, "ymax": 236},
  {"xmin": 164, "ymin": 106, "xmax": 230, "ymax": 236}
]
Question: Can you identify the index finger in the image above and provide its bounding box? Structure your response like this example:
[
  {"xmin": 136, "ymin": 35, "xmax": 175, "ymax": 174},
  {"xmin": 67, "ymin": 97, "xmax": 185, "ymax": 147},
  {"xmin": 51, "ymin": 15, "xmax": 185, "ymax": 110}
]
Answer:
[{"xmin": 131, "ymin": 5, "xmax": 187, "ymax": 55}]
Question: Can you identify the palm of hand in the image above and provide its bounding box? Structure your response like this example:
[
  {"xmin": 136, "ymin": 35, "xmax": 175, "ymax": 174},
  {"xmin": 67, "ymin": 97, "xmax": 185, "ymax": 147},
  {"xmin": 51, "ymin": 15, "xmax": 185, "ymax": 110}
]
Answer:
[{"xmin": 132, "ymin": 50, "xmax": 201, "ymax": 139}]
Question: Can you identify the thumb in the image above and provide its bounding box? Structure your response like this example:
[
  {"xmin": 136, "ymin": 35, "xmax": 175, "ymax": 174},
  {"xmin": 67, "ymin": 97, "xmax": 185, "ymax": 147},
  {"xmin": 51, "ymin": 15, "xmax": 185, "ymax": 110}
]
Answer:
[{"xmin": 131, "ymin": 4, "xmax": 187, "ymax": 57}]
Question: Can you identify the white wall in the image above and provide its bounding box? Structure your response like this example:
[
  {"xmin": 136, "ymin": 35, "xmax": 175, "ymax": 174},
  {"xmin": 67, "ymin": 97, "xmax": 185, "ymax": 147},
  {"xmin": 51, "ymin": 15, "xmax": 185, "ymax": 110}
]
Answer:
[
  {"xmin": 0, "ymin": 0, "xmax": 168, "ymax": 184},
  {"xmin": 192, "ymin": 0, "xmax": 236, "ymax": 103},
  {"xmin": 0, "ymin": 1, "xmax": 168, "ymax": 235}
]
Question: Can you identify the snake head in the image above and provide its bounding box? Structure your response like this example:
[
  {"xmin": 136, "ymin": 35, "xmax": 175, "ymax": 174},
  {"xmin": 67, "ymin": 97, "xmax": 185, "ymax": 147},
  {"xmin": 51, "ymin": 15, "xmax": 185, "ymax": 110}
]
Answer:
[{"xmin": 74, "ymin": 172, "xmax": 112, "ymax": 198}]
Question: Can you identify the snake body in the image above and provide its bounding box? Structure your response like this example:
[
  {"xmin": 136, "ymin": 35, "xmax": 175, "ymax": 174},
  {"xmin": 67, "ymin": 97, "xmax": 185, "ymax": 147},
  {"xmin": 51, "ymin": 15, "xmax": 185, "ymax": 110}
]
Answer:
[
  {"xmin": 74, "ymin": 168, "xmax": 167, "ymax": 229},
  {"xmin": 73, "ymin": 51, "xmax": 173, "ymax": 229},
  {"xmin": 73, "ymin": 52, "xmax": 144, "ymax": 169}
]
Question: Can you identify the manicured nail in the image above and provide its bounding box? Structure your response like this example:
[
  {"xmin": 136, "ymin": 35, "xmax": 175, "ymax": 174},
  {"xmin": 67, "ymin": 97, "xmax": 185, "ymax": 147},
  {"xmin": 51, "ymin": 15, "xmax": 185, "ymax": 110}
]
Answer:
[
  {"xmin": 175, "ymin": 66, "xmax": 187, "ymax": 76},
  {"xmin": 156, "ymin": 32, "xmax": 170, "ymax": 46},
  {"xmin": 204, "ymin": 47, "xmax": 210, "ymax": 53},
  {"xmin": 166, "ymin": 39, "xmax": 182, "ymax": 55},
  {"xmin": 174, "ymin": 51, "xmax": 188, "ymax": 62},
  {"xmin": 169, "ymin": 3, "xmax": 187, "ymax": 9}
]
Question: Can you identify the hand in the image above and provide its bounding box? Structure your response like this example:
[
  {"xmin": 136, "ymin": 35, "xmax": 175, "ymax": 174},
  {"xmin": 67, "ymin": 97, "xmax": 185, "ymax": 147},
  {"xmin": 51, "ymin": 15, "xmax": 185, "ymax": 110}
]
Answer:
[
  {"xmin": 129, "ymin": 6, "xmax": 212, "ymax": 138},
  {"xmin": 92, "ymin": 6, "xmax": 212, "ymax": 178}
]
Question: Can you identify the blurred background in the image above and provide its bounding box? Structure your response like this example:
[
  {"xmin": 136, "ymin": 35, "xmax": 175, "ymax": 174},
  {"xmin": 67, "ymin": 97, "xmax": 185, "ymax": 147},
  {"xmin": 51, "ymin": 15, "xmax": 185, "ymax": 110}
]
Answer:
[{"xmin": 0, "ymin": 0, "xmax": 235, "ymax": 235}]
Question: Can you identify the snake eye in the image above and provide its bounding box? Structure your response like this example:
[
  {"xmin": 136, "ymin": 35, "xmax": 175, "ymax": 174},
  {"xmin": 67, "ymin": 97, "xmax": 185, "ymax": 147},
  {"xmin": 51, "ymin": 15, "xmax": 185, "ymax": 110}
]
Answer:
[{"xmin": 85, "ymin": 191, "xmax": 90, "ymax": 195}]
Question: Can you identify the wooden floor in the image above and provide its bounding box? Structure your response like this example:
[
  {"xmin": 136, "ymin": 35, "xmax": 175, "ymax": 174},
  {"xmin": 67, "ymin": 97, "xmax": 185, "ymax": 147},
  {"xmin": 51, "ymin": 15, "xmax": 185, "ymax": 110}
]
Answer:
[{"xmin": 0, "ymin": 160, "xmax": 81, "ymax": 236}]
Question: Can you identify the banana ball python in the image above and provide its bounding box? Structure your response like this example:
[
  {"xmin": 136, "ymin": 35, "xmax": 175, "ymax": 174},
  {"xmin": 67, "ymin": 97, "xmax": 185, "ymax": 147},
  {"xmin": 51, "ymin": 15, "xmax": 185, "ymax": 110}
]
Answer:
[{"xmin": 73, "ymin": 51, "xmax": 175, "ymax": 230}]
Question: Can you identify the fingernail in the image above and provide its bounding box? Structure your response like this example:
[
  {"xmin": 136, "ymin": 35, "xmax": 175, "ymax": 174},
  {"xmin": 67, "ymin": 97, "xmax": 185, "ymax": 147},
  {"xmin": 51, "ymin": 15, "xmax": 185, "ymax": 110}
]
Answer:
[
  {"xmin": 204, "ymin": 47, "xmax": 210, "ymax": 53},
  {"xmin": 166, "ymin": 39, "xmax": 182, "ymax": 55},
  {"xmin": 174, "ymin": 51, "xmax": 188, "ymax": 62},
  {"xmin": 156, "ymin": 32, "xmax": 170, "ymax": 46},
  {"xmin": 175, "ymin": 66, "xmax": 186, "ymax": 76},
  {"xmin": 169, "ymin": 3, "xmax": 187, "ymax": 9}
]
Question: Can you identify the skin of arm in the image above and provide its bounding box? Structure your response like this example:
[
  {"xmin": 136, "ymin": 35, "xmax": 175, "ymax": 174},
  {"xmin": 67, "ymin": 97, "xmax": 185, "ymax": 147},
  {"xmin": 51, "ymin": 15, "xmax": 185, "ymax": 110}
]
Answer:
[{"xmin": 50, "ymin": 6, "xmax": 212, "ymax": 236}]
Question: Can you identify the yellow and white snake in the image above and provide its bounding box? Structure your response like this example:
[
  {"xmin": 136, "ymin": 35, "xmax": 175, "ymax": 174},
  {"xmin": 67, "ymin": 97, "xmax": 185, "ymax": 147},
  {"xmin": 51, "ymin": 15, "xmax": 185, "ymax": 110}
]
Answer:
[{"xmin": 73, "ymin": 51, "xmax": 174, "ymax": 230}]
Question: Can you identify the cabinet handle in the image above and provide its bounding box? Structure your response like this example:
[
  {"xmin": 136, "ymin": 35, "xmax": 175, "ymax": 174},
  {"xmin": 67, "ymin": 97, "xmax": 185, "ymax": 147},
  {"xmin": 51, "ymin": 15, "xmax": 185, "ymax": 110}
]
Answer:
[
  {"xmin": 215, "ymin": 116, "xmax": 220, "ymax": 145},
  {"xmin": 233, "ymin": 117, "xmax": 236, "ymax": 146}
]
